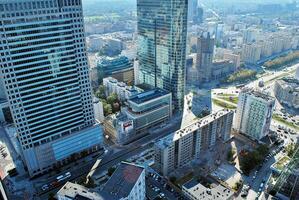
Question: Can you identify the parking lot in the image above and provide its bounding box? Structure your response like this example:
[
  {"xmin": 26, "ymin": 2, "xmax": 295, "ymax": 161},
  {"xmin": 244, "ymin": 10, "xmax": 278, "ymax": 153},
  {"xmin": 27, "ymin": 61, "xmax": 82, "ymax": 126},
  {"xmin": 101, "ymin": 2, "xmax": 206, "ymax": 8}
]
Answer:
[{"xmin": 146, "ymin": 172, "xmax": 186, "ymax": 200}]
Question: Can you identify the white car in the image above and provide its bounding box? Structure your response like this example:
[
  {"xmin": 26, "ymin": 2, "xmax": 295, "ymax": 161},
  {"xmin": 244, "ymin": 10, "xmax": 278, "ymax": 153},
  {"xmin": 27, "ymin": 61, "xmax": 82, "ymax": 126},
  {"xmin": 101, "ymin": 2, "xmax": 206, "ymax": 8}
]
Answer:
[{"xmin": 41, "ymin": 184, "xmax": 49, "ymax": 191}]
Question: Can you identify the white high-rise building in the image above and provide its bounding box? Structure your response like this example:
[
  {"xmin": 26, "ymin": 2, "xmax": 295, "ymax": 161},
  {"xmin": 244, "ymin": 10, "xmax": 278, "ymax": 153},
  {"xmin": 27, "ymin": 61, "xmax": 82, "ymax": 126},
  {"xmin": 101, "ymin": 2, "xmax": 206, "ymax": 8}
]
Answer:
[
  {"xmin": 0, "ymin": 0, "xmax": 103, "ymax": 177},
  {"xmin": 234, "ymin": 89, "xmax": 275, "ymax": 140},
  {"xmin": 154, "ymin": 110, "xmax": 234, "ymax": 176},
  {"xmin": 241, "ymin": 43, "xmax": 261, "ymax": 64}
]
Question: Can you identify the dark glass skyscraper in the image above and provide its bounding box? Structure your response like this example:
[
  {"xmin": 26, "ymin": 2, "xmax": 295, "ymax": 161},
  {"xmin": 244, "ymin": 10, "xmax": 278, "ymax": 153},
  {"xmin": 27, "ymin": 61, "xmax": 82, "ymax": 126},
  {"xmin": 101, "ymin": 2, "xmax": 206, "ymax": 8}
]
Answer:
[{"xmin": 137, "ymin": 0, "xmax": 188, "ymax": 111}]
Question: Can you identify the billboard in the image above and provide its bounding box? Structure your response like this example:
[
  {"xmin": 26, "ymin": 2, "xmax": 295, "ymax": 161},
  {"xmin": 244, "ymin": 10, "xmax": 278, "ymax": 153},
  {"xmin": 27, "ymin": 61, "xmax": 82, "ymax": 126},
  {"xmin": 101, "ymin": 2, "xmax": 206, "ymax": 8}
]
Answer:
[{"xmin": 121, "ymin": 120, "xmax": 134, "ymax": 133}]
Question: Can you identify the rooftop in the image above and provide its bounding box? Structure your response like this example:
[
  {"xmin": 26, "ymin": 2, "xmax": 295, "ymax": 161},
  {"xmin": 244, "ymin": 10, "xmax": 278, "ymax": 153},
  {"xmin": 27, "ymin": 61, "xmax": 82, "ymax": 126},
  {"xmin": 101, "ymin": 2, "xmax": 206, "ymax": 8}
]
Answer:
[
  {"xmin": 276, "ymin": 78, "xmax": 299, "ymax": 92},
  {"xmin": 241, "ymin": 88, "xmax": 275, "ymax": 102},
  {"xmin": 173, "ymin": 109, "xmax": 233, "ymax": 141},
  {"xmin": 156, "ymin": 109, "xmax": 233, "ymax": 147},
  {"xmin": 183, "ymin": 179, "xmax": 233, "ymax": 200},
  {"xmin": 56, "ymin": 182, "xmax": 108, "ymax": 200},
  {"xmin": 102, "ymin": 162, "xmax": 144, "ymax": 199},
  {"xmin": 129, "ymin": 88, "xmax": 170, "ymax": 104}
]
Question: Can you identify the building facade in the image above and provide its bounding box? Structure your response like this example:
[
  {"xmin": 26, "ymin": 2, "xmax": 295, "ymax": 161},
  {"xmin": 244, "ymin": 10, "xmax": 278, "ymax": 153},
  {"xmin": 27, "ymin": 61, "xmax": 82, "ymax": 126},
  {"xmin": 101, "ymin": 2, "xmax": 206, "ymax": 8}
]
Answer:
[
  {"xmin": 0, "ymin": 0, "xmax": 102, "ymax": 177},
  {"xmin": 104, "ymin": 88, "xmax": 172, "ymax": 144},
  {"xmin": 57, "ymin": 162, "xmax": 146, "ymax": 200},
  {"xmin": 137, "ymin": 0, "xmax": 188, "ymax": 111},
  {"xmin": 91, "ymin": 55, "xmax": 134, "ymax": 88},
  {"xmin": 102, "ymin": 162, "xmax": 146, "ymax": 200},
  {"xmin": 196, "ymin": 33, "xmax": 215, "ymax": 83},
  {"xmin": 154, "ymin": 110, "xmax": 234, "ymax": 176},
  {"xmin": 103, "ymin": 77, "xmax": 140, "ymax": 102},
  {"xmin": 234, "ymin": 89, "xmax": 275, "ymax": 140},
  {"xmin": 241, "ymin": 43, "xmax": 262, "ymax": 64},
  {"xmin": 274, "ymin": 78, "xmax": 299, "ymax": 109}
]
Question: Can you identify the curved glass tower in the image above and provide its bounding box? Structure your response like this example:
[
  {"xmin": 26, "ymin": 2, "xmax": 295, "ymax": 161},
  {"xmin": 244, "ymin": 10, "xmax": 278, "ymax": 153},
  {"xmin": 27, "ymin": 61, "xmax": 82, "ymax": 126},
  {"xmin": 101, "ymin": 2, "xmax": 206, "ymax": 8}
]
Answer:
[{"xmin": 137, "ymin": 0, "xmax": 188, "ymax": 111}]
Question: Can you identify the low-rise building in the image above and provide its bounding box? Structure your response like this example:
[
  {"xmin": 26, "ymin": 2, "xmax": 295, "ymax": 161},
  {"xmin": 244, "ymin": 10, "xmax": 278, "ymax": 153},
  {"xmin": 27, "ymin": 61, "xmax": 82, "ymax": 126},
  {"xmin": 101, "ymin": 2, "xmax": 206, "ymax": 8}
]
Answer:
[
  {"xmin": 274, "ymin": 78, "xmax": 299, "ymax": 109},
  {"xmin": 57, "ymin": 162, "xmax": 145, "ymax": 200},
  {"xmin": 234, "ymin": 88, "xmax": 275, "ymax": 140},
  {"xmin": 91, "ymin": 56, "xmax": 134, "ymax": 88},
  {"xmin": 223, "ymin": 52, "xmax": 241, "ymax": 69},
  {"xmin": 56, "ymin": 182, "xmax": 108, "ymax": 200},
  {"xmin": 103, "ymin": 77, "xmax": 140, "ymax": 102},
  {"xmin": 182, "ymin": 179, "xmax": 234, "ymax": 200},
  {"xmin": 211, "ymin": 59, "xmax": 236, "ymax": 80},
  {"xmin": 154, "ymin": 110, "xmax": 234, "ymax": 175},
  {"xmin": 102, "ymin": 162, "xmax": 145, "ymax": 200},
  {"xmin": 104, "ymin": 88, "xmax": 172, "ymax": 144},
  {"xmin": 94, "ymin": 97, "xmax": 105, "ymax": 123}
]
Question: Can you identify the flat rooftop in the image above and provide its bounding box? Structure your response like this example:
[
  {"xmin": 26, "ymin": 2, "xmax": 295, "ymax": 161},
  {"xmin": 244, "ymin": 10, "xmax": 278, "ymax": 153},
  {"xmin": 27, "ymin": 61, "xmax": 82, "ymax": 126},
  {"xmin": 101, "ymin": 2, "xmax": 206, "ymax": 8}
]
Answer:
[
  {"xmin": 183, "ymin": 179, "xmax": 233, "ymax": 200},
  {"xmin": 156, "ymin": 109, "xmax": 233, "ymax": 148},
  {"xmin": 242, "ymin": 88, "xmax": 275, "ymax": 102},
  {"xmin": 129, "ymin": 88, "xmax": 170, "ymax": 104},
  {"xmin": 102, "ymin": 162, "xmax": 144, "ymax": 199},
  {"xmin": 57, "ymin": 182, "xmax": 108, "ymax": 200},
  {"xmin": 173, "ymin": 109, "xmax": 233, "ymax": 141}
]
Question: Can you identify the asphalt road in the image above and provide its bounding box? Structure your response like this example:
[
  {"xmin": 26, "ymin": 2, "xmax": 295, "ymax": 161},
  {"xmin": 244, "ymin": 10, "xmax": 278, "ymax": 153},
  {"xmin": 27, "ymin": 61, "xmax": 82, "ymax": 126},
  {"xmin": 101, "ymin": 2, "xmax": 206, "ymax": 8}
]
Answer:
[{"xmin": 37, "ymin": 115, "xmax": 182, "ymax": 199}]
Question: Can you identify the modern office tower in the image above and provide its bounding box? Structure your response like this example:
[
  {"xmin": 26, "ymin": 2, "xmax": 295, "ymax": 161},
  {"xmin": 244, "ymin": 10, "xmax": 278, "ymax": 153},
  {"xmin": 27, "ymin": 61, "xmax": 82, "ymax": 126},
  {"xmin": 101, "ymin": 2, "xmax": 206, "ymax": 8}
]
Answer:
[
  {"xmin": 0, "ymin": 0, "xmax": 103, "ymax": 177},
  {"xmin": 137, "ymin": 0, "xmax": 188, "ymax": 111},
  {"xmin": 188, "ymin": 0, "xmax": 198, "ymax": 22},
  {"xmin": 234, "ymin": 88, "xmax": 275, "ymax": 141},
  {"xmin": 196, "ymin": 32, "xmax": 215, "ymax": 82},
  {"xmin": 196, "ymin": 7, "xmax": 204, "ymax": 24},
  {"xmin": 154, "ymin": 110, "xmax": 234, "ymax": 176},
  {"xmin": 90, "ymin": 55, "xmax": 134, "ymax": 88}
]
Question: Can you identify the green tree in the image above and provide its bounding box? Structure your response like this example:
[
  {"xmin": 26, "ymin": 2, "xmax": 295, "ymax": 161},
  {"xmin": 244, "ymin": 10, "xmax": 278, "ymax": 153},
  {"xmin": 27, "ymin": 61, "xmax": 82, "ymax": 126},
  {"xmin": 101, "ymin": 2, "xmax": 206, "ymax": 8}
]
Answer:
[
  {"xmin": 103, "ymin": 103, "xmax": 112, "ymax": 116},
  {"xmin": 86, "ymin": 176, "xmax": 96, "ymax": 188},
  {"xmin": 48, "ymin": 192, "xmax": 56, "ymax": 200},
  {"xmin": 107, "ymin": 167, "xmax": 116, "ymax": 176},
  {"xmin": 169, "ymin": 176, "xmax": 177, "ymax": 183},
  {"xmin": 107, "ymin": 93, "xmax": 119, "ymax": 104},
  {"xmin": 96, "ymin": 85, "xmax": 106, "ymax": 99}
]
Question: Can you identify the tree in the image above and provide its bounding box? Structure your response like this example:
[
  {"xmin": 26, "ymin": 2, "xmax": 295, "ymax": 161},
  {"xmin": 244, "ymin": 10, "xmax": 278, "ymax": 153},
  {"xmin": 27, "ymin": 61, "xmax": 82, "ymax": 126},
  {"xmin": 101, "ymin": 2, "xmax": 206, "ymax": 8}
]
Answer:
[
  {"xmin": 86, "ymin": 176, "xmax": 96, "ymax": 188},
  {"xmin": 169, "ymin": 176, "xmax": 177, "ymax": 183},
  {"xmin": 48, "ymin": 192, "xmax": 56, "ymax": 200},
  {"xmin": 227, "ymin": 149, "xmax": 236, "ymax": 162},
  {"xmin": 107, "ymin": 93, "xmax": 119, "ymax": 104},
  {"xmin": 103, "ymin": 103, "xmax": 112, "ymax": 116},
  {"xmin": 112, "ymin": 102, "xmax": 120, "ymax": 113},
  {"xmin": 107, "ymin": 167, "xmax": 116, "ymax": 176},
  {"xmin": 285, "ymin": 143, "xmax": 298, "ymax": 157},
  {"xmin": 95, "ymin": 85, "xmax": 106, "ymax": 99}
]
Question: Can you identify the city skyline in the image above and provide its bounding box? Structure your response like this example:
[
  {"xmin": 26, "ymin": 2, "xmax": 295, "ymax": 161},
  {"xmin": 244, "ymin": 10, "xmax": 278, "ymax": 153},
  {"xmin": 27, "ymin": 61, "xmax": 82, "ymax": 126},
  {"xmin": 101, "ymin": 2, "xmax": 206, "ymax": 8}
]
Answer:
[{"xmin": 0, "ymin": 0, "xmax": 298, "ymax": 199}]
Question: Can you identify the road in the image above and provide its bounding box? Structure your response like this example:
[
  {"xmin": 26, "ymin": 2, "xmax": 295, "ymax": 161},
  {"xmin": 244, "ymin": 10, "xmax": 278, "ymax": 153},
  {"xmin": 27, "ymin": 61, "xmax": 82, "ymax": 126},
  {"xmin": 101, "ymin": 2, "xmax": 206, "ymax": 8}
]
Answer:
[{"xmin": 37, "ymin": 115, "xmax": 182, "ymax": 199}]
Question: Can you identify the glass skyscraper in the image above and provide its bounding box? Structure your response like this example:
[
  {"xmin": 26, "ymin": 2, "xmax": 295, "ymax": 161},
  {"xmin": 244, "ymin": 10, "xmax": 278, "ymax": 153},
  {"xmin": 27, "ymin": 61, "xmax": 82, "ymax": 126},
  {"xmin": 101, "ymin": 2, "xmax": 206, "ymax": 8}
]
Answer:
[
  {"xmin": 137, "ymin": 0, "xmax": 188, "ymax": 111},
  {"xmin": 0, "ymin": 0, "xmax": 102, "ymax": 177}
]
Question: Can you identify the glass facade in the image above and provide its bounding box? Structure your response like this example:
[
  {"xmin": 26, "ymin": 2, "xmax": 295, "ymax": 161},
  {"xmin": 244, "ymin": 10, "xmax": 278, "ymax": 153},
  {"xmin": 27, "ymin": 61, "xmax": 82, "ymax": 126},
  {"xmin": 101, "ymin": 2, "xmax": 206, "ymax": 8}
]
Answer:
[
  {"xmin": 137, "ymin": 0, "xmax": 188, "ymax": 111},
  {"xmin": 0, "ymin": 0, "xmax": 99, "ymax": 176}
]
